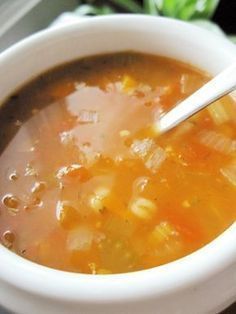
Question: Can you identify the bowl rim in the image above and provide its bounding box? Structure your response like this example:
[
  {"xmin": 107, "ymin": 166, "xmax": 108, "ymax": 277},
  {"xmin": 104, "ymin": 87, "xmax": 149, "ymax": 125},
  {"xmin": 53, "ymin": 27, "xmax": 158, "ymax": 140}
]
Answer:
[{"xmin": 0, "ymin": 14, "xmax": 236, "ymax": 303}]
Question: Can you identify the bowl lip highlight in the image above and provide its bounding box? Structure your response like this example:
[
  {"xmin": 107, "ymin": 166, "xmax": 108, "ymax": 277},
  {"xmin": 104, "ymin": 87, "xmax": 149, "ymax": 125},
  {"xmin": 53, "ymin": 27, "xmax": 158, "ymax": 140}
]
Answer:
[{"xmin": 0, "ymin": 14, "xmax": 236, "ymax": 304}]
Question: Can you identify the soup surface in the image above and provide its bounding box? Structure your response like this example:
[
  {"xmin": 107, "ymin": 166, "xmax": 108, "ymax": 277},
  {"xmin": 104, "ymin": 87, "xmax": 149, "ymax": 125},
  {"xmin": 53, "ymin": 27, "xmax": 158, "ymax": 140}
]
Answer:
[{"xmin": 0, "ymin": 53, "xmax": 236, "ymax": 274}]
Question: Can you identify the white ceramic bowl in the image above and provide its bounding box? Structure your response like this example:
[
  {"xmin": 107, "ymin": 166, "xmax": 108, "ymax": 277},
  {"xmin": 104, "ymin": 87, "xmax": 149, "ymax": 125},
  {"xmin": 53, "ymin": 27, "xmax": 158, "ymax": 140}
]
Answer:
[{"xmin": 0, "ymin": 15, "xmax": 235, "ymax": 314}]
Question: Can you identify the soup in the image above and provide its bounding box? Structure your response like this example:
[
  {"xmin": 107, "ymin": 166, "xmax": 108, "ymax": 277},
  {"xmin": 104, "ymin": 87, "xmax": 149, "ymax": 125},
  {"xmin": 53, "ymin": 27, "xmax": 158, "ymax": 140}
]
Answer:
[{"xmin": 0, "ymin": 53, "xmax": 235, "ymax": 274}]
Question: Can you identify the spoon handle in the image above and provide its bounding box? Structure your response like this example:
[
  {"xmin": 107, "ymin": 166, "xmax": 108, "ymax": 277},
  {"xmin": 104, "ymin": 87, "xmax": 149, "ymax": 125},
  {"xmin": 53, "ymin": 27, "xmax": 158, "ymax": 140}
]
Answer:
[{"xmin": 158, "ymin": 61, "xmax": 236, "ymax": 133}]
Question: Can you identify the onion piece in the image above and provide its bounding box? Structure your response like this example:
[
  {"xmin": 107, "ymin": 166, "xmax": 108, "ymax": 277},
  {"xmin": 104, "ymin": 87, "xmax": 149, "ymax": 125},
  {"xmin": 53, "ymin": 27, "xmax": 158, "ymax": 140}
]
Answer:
[
  {"xmin": 67, "ymin": 226, "xmax": 105, "ymax": 251},
  {"xmin": 130, "ymin": 138, "xmax": 155, "ymax": 159},
  {"xmin": 207, "ymin": 100, "xmax": 230, "ymax": 125},
  {"xmin": 199, "ymin": 130, "xmax": 236, "ymax": 154},
  {"xmin": 67, "ymin": 226, "xmax": 94, "ymax": 251},
  {"xmin": 220, "ymin": 163, "xmax": 236, "ymax": 186},
  {"xmin": 180, "ymin": 73, "xmax": 203, "ymax": 95},
  {"xmin": 173, "ymin": 121, "xmax": 195, "ymax": 138},
  {"xmin": 151, "ymin": 221, "xmax": 179, "ymax": 244},
  {"xmin": 145, "ymin": 146, "xmax": 166, "ymax": 173},
  {"xmin": 77, "ymin": 110, "xmax": 99, "ymax": 124},
  {"xmin": 56, "ymin": 201, "xmax": 80, "ymax": 229}
]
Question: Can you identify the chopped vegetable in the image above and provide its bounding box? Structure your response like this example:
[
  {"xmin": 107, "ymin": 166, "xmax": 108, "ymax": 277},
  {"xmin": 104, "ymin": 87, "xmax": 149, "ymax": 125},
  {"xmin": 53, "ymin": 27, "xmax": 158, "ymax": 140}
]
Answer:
[
  {"xmin": 77, "ymin": 110, "xmax": 99, "ymax": 124},
  {"xmin": 180, "ymin": 73, "xmax": 203, "ymax": 94},
  {"xmin": 151, "ymin": 221, "xmax": 179, "ymax": 244},
  {"xmin": 173, "ymin": 121, "xmax": 195, "ymax": 138},
  {"xmin": 207, "ymin": 100, "xmax": 231, "ymax": 125},
  {"xmin": 130, "ymin": 138, "xmax": 155, "ymax": 159},
  {"xmin": 145, "ymin": 146, "xmax": 166, "ymax": 173},
  {"xmin": 199, "ymin": 130, "xmax": 236, "ymax": 154},
  {"xmin": 56, "ymin": 201, "xmax": 81, "ymax": 229},
  {"xmin": 67, "ymin": 226, "xmax": 94, "ymax": 251}
]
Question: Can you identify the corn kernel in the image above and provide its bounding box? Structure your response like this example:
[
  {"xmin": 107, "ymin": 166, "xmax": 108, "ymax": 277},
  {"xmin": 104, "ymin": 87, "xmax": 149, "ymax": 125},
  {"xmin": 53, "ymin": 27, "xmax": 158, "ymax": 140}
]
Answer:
[
  {"xmin": 119, "ymin": 130, "xmax": 130, "ymax": 137},
  {"xmin": 89, "ymin": 196, "xmax": 104, "ymax": 213},
  {"xmin": 89, "ymin": 187, "xmax": 110, "ymax": 213},
  {"xmin": 182, "ymin": 200, "xmax": 191, "ymax": 208},
  {"xmin": 122, "ymin": 75, "xmax": 136, "ymax": 93}
]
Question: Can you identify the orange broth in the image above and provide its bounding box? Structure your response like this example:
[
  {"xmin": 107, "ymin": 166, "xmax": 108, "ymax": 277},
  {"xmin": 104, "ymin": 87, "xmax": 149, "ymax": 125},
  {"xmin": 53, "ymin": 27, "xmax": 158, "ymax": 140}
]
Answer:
[{"xmin": 0, "ymin": 52, "xmax": 236, "ymax": 274}]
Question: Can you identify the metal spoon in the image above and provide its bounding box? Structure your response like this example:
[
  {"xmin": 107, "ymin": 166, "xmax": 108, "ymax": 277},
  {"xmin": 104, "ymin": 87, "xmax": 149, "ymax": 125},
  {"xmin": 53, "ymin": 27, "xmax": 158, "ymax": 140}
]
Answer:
[{"xmin": 154, "ymin": 61, "xmax": 236, "ymax": 134}]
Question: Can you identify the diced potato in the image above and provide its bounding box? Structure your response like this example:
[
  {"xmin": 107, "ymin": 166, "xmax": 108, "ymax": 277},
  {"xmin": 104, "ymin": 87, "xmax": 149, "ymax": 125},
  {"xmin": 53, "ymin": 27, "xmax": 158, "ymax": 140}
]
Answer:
[
  {"xmin": 129, "ymin": 197, "xmax": 157, "ymax": 220},
  {"xmin": 67, "ymin": 226, "xmax": 93, "ymax": 251},
  {"xmin": 151, "ymin": 221, "xmax": 178, "ymax": 244}
]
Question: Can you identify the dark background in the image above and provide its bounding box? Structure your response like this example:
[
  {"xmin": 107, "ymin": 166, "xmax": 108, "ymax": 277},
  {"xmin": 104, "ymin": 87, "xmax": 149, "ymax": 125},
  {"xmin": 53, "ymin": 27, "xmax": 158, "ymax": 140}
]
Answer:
[{"xmin": 213, "ymin": 0, "xmax": 236, "ymax": 34}]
